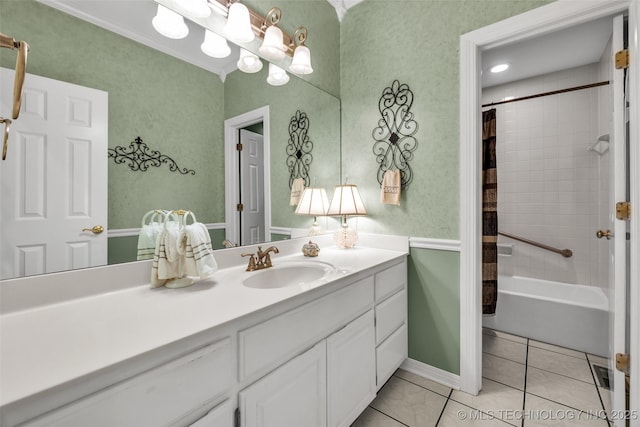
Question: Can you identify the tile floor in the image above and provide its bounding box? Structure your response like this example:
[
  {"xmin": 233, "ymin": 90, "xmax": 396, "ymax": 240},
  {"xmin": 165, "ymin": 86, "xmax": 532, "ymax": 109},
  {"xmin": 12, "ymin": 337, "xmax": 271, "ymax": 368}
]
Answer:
[{"xmin": 352, "ymin": 329, "xmax": 612, "ymax": 427}]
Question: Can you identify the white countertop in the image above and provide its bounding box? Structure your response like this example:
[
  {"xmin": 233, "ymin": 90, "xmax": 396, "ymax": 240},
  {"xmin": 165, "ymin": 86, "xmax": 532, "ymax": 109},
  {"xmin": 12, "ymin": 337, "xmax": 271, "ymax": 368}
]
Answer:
[{"xmin": 0, "ymin": 236, "xmax": 407, "ymax": 407}]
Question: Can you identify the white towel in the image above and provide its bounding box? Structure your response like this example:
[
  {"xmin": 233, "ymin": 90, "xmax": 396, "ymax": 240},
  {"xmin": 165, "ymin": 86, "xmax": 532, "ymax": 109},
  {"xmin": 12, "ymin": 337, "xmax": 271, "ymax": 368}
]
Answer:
[
  {"xmin": 137, "ymin": 222, "xmax": 162, "ymax": 260},
  {"xmin": 380, "ymin": 170, "xmax": 401, "ymax": 205},
  {"xmin": 150, "ymin": 221, "xmax": 182, "ymax": 287},
  {"xmin": 183, "ymin": 223, "xmax": 218, "ymax": 279},
  {"xmin": 289, "ymin": 178, "xmax": 305, "ymax": 206}
]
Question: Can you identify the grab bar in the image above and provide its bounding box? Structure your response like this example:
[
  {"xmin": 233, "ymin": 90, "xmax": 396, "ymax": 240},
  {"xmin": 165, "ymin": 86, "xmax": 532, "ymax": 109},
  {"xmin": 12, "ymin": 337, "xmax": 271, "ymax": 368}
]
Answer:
[{"xmin": 498, "ymin": 232, "xmax": 573, "ymax": 258}]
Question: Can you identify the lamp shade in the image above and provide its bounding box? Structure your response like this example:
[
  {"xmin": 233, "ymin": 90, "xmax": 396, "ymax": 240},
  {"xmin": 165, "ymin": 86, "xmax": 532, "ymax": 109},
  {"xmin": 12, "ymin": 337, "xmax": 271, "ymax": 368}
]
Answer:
[
  {"xmin": 225, "ymin": 2, "xmax": 254, "ymax": 43},
  {"xmin": 237, "ymin": 48, "xmax": 263, "ymax": 73},
  {"xmin": 295, "ymin": 188, "xmax": 329, "ymax": 216},
  {"xmin": 201, "ymin": 30, "xmax": 231, "ymax": 58},
  {"xmin": 152, "ymin": 4, "xmax": 189, "ymax": 39},
  {"xmin": 289, "ymin": 45, "xmax": 313, "ymax": 75},
  {"xmin": 259, "ymin": 25, "xmax": 286, "ymax": 60},
  {"xmin": 174, "ymin": 0, "xmax": 211, "ymax": 18},
  {"xmin": 327, "ymin": 184, "xmax": 367, "ymax": 216},
  {"xmin": 266, "ymin": 63, "xmax": 289, "ymax": 86}
]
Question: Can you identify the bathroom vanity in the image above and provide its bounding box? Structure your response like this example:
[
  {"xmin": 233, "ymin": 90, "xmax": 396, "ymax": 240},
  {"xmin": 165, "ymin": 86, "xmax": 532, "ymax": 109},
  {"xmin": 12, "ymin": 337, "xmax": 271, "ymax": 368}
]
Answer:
[{"xmin": 0, "ymin": 234, "xmax": 408, "ymax": 427}]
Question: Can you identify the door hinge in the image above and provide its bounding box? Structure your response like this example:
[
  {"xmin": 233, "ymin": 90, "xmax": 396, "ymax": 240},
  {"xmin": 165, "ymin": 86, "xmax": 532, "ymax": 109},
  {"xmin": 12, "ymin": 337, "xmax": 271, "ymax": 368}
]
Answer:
[
  {"xmin": 236, "ymin": 143, "xmax": 243, "ymax": 151},
  {"xmin": 234, "ymin": 407, "xmax": 241, "ymax": 427},
  {"xmin": 615, "ymin": 353, "xmax": 630, "ymax": 375},
  {"xmin": 615, "ymin": 49, "xmax": 629, "ymax": 69},
  {"xmin": 237, "ymin": 203, "xmax": 244, "ymax": 212},
  {"xmin": 616, "ymin": 201, "xmax": 631, "ymax": 221}
]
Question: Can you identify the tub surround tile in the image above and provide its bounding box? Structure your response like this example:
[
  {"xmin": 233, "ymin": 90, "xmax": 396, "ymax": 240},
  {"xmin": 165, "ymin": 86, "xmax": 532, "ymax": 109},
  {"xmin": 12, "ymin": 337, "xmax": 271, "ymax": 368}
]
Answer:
[
  {"xmin": 527, "ymin": 346, "xmax": 594, "ymax": 383},
  {"xmin": 439, "ymin": 400, "xmax": 516, "ymax": 427},
  {"xmin": 483, "ymin": 334, "xmax": 528, "ymax": 364},
  {"xmin": 451, "ymin": 379, "xmax": 523, "ymax": 426},
  {"xmin": 352, "ymin": 407, "xmax": 407, "ymax": 427},
  {"xmin": 369, "ymin": 376, "xmax": 448, "ymax": 427},
  {"xmin": 526, "ymin": 367, "xmax": 603, "ymax": 413},
  {"xmin": 523, "ymin": 394, "xmax": 609, "ymax": 427},
  {"xmin": 394, "ymin": 369, "xmax": 452, "ymax": 397},
  {"xmin": 529, "ymin": 340, "xmax": 586, "ymax": 359},
  {"xmin": 483, "ymin": 353, "xmax": 526, "ymax": 390}
]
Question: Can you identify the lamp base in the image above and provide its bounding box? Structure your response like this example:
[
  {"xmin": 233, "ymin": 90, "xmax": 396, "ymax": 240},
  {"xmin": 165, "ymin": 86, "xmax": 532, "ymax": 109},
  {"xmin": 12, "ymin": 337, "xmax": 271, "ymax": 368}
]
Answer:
[{"xmin": 333, "ymin": 225, "xmax": 358, "ymax": 249}]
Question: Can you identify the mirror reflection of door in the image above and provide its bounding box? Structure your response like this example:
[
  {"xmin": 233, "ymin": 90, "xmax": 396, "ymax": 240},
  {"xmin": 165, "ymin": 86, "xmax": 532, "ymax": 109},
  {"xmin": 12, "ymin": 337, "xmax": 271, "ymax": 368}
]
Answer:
[
  {"xmin": 239, "ymin": 127, "xmax": 265, "ymax": 245},
  {"xmin": 0, "ymin": 68, "xmax": 108, "ymax": 279}
]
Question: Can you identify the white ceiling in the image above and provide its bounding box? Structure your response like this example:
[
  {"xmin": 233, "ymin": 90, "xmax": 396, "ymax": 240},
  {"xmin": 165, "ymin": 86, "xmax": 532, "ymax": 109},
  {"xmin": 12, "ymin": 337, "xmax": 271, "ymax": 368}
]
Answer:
[
  {"xmin": 482, "ymin": 15, "xmax": 615, "ymax": 88},
  {"xmin": 37, "ymin": 1, "xmax": 615, "ymax": 88}
]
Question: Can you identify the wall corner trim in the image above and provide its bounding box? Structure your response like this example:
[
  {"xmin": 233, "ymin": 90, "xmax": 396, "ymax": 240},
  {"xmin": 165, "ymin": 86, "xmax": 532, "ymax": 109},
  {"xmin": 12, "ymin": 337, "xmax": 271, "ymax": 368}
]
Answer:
[
  {"xmin": 400, "ymin": 358, "xmax": 461, "ymax": 391},
  {"xmin": 409, "ymin": 237, "xmax": 460, "ymax": 252}
]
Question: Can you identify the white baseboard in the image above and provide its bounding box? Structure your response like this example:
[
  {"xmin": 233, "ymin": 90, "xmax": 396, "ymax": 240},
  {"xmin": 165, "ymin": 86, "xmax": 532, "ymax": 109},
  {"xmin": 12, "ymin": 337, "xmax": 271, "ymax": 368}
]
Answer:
[{"xmin": 400, "ymin": 358, "xmax": 461, "ymax": 391}]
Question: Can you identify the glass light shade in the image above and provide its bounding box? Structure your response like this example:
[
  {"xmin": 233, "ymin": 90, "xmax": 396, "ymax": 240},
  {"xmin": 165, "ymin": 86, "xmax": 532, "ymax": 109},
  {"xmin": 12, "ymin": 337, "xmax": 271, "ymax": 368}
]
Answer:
[
  {"xmin": 266, "ymin": 63, "xmax": 289, "ymax": 86},
  {"xmin": 201, "ymin": 30, "xmax": 231, "ymax": 58},
  {"xmin": 237, "ymin": 48, "xmax": 263, "ymax": 73},
  {"xmin": 289, "ymin": 45, "xmax": 313, "ymax": 75},
  {"xmin": 152, "ymin": 5, "xmax": 189, "ymax": 39},
  {"xmin": 326, "ymin": 184, "xmax": 367, "ymax": 216},
  {"xmin": 225, "ymin": 2, "xmax": 254, "ymax": 43},
  {"xmin": 174, "ymin": 0, "xmax": 211, "ymax": 18},
  {"xmin": 258, "ymin": 26, "xmax": 286, "ymax": 60}
]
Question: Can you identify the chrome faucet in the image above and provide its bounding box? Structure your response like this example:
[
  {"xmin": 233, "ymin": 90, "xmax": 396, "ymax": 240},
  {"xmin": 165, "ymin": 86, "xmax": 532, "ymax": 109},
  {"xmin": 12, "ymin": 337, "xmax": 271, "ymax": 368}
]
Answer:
[{"xmin": 241, "ymin": 245, "xmax": 279, "ymax": 271}]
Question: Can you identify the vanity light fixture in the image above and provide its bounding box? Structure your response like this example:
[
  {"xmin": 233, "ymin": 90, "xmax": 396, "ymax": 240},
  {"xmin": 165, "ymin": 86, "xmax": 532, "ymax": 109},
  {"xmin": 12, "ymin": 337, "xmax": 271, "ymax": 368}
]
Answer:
[
  {"xmin": 490, "ymin": 63, "xmax": 509, "ymax": 73},
  {"xmin": 173, "ymin": 0, "xmax": 211, "ymax": 18},
  {"xmin": 237, "ymin": 48, "xmax": 263, "ymax": 73},
  {"xmin": 289, "ymin": 27, "xmax": 313, "ymax": 75},
  {"xmin": 225, "ymin": 1, "xmax": 254, "ymax": 43},
  {"xmin": 201, "ymin": 30, "xmax": 231, "ymax": 58},
  {"xmin": 326, "ymin": 184, "xmax": 367, "ymax": 249},
  {"xmin": 295, "ymin": 187, "xmax": 330, "ymax": 235},
  {"xmin": 152, "ymin": 4, "xmax": 189, "ymax": 39},
  {"xmin": 258, "ymin": 8, "xmax": 286, "ymax": 61},
  {"xmin": 266, "ymin": 63, "xmax": 289, "ymax": 86}
]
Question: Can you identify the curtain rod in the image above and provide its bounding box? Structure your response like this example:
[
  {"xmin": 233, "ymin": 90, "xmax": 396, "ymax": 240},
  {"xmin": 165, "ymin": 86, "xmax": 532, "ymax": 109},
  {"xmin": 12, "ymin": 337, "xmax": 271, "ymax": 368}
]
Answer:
[{"xmin": 482, "ymin": 80, "xmax": 609, "ymax": 108}]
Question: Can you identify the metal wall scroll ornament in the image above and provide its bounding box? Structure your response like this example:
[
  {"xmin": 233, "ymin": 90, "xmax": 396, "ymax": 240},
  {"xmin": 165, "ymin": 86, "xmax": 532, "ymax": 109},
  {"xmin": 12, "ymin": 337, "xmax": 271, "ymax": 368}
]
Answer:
[
  {"xmin": 286, "ymin": 110, "xmax": 313, "ymax": 188},
  {"xmin": 372, "ymin": 80, "xmax": 418, "ymax": 189},
  {"xmin": 108, "ymin": 136, "xmax": 195, "ymax": 175}
]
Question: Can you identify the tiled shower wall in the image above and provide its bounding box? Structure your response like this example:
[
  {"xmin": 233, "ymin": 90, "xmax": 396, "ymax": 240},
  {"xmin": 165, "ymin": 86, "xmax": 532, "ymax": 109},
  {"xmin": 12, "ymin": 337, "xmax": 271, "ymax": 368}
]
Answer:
[{"xmin": 482, "ymin": 59, "xmax": 611, "ymax": 288}]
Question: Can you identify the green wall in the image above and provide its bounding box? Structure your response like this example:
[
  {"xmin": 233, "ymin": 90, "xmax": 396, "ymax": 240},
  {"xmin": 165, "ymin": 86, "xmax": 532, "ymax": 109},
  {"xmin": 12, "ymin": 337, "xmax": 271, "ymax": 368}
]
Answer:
[{"xmin": 339, "ymin": 0, "xmax": 553, "ymax": 373}]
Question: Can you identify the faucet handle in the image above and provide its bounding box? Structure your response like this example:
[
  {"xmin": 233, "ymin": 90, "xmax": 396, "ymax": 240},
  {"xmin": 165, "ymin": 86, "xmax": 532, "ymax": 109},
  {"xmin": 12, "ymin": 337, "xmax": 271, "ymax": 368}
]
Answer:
[{"xmin": 241, "ymin": 253, "xmax": 257, "ymax": 271}]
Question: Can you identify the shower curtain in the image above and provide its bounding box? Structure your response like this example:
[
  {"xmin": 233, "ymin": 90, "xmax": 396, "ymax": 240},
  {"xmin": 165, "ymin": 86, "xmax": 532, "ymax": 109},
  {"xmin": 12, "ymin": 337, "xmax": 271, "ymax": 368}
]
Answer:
[{"xmin": 482, "ymin": 109, "xmax": 498, "ymax": 315}]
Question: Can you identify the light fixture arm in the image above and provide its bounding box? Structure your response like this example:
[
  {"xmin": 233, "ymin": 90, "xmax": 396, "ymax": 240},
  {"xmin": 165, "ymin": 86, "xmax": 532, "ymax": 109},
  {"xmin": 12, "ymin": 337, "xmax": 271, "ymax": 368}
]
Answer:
[
  {"xmin": 293, "ymin": 26, "xmax": 308, "ymax": 47},
  {"xmin": 262, "ymin": 7, "xmax": 282, "ymax": 31}
]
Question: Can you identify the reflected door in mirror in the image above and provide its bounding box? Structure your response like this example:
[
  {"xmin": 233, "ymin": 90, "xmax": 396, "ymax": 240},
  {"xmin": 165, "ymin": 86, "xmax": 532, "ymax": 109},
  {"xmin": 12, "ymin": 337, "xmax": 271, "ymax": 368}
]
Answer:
[
  {"xmin": 0, "ymin": 68, "xmax": 108, "ymax": 279},
  {"xmin": 239, "ymin": 129, "xmax": 265, "ymax": 245}
]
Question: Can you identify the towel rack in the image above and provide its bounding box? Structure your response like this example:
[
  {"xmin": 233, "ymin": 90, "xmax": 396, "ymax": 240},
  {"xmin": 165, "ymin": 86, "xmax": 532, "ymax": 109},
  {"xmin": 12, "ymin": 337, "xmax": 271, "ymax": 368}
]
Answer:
[{"xmin": 498, "ymin": 231, "xmax": 573, "ymax": 258}]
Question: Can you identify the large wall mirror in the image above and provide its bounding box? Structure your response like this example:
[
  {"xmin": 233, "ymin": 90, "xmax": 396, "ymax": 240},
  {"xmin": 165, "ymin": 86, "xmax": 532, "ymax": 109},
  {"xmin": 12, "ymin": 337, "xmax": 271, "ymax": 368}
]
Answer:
[{"xmin": 0, "ymin": 0, "xmax": 341, "ymax": 280}]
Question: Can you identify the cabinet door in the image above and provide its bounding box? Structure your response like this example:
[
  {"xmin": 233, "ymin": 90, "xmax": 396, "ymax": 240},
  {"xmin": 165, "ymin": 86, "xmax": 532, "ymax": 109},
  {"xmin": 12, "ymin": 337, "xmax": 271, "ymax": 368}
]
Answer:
[
  {"xmin": 188, "ymin": 400, "xmax": 233, "ymax": 427},
  {"xmin": 239, "ymin": 341, "xmax": 327, "ymax": 427},
  {"xmin": 327, "ymin": 310, "xmax": 376, "ymax": 427}
]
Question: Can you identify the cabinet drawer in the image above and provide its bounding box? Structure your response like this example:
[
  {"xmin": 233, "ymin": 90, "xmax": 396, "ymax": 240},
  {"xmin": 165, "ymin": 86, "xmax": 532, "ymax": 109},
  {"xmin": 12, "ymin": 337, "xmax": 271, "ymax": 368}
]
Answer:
[
  {"xmin": 23, "ymin": 338, "xmax": 232, "ymax": 427},
  {"xmin": 239, "ymin": 276, "xmax": 374, "ymax": 382},
  {"xmin": 375, "ymin": 290, "xmax": 406, "ymax": 345},
  {"xmin": 374, "ymin": 262, "xmax": 406, "ymax": 302},
  {"xmin": 376, "ymin": 324, "xmax": 407, "ymax": 390}
]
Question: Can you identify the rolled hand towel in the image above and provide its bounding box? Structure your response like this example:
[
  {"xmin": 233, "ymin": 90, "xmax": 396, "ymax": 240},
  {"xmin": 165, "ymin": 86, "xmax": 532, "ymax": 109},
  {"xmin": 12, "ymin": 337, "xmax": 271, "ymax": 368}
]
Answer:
[
  {"xmin": 289, "ymin": 177, "xmax": 305, "ymax": 206},
  {"xmin": 380, "ymin": 169, "xmax": 401, "ymax": 205}
]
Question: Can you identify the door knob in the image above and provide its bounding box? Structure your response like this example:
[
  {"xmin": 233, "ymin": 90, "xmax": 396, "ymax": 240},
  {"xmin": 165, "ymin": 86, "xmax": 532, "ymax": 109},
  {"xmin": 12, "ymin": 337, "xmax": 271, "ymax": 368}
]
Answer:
[
  {"xmin": 82, "ymin": 225, "xmax": 104, "ymax": 234},
  {"xmin": 596, "ymin": 229, "xmax": 613, "ymax": 240}
]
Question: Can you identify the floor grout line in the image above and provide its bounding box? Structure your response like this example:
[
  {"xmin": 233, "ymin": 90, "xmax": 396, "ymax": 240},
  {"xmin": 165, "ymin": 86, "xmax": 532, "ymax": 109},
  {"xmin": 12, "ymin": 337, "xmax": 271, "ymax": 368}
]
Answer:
[
  {"xmin": 522, "ymin": 338, "xmax": 530, "ymax": 427},
  {"xmin": 434, "ymin": 389, "xmax": 454, "ymax": 426},
  {"xmin": 393, "ymin": 374, "xmax": 452, "ymax": 398},
  {"xmin": 367, "ymin": 406, "xmax": 411, "ymax": 427}
]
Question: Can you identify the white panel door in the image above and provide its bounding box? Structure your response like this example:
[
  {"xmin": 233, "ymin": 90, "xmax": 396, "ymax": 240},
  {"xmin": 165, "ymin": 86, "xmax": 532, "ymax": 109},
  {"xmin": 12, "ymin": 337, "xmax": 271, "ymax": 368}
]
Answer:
[
  {"xmin": 327, "ymin": 310, "xmax": 376, "ymax": 427},
  {"xmin": 239, "ymin": 129, "xmax": 265, "ymax": 245},
  {"xmin": 0, "ymin": 67, "xmax": 108, "ymax": 279},
  {"xmin": 239, "ymin": 341, "xmax": 327, "ymax": 427}
]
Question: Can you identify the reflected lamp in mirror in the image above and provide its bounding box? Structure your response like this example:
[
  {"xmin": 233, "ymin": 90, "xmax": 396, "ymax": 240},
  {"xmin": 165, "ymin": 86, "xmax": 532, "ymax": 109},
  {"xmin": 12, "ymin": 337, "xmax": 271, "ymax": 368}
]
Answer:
[
  {"xmin": 225, "ymin": 2, "xmax": 255, "ymax": 43},
  {"xmin": 237, "ymin": 48, "xmax": 263, "ymax": 73},
  {"xmin": 152, "ymin": 4, "xmax": 189, "ymax": 39},
  {"xmin": 201, "ymin": 30, "xmax": 231, "ymax": 58},
  {"xmin": 173, "ymin": 0, "xmax": 211, "ymax": 18},
  {"xmin": 326, "ymin": 184, "xmax": 367, "ymax": 249},
  {"xmin": 295, "ymin": 188, "xmax": 330, "ymax": 236},
  {"xmin": 289, "ymin": 27, "xmax": 313, "ymax": 75},
  {"xmin": 267, "ymin": 63, "xmax": 289, "ymax": 86}
]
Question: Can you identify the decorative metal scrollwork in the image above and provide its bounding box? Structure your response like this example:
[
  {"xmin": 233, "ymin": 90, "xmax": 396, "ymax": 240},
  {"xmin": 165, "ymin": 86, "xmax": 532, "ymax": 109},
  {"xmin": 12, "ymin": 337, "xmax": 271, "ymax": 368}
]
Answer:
[
  {"xmin": 286, "ymin": 110, "xmax": 313, "ymax": 188},
  {"xmin": 108, "ymin": 136, "xmax": 195, "ymax": 175},
  {"xmin": 372, "ymin": 80, "xmax": 418, "ymax": 189}
]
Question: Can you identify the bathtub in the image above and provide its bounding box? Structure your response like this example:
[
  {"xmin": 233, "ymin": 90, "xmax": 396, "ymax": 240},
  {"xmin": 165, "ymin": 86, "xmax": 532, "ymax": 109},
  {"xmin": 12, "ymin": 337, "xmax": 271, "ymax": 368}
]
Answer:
[{"xmin": 482, "ymin": 275, "xmax": 610, "ymax": 357}]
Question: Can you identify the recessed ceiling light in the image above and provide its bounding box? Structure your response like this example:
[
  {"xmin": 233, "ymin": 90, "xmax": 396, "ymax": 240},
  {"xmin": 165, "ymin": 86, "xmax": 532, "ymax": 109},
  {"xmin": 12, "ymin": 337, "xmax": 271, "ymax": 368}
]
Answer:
[{"xmin": 490, "ymin": 64, "xmax": 509, "ymax": 73}]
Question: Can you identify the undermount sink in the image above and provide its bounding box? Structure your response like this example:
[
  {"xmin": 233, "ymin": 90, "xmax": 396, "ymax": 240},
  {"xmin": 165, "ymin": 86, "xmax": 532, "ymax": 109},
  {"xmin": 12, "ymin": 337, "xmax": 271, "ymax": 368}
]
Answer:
[{"xmin": 242, "ymin": 261, "xmax": 336, "ymax": 289}]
